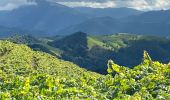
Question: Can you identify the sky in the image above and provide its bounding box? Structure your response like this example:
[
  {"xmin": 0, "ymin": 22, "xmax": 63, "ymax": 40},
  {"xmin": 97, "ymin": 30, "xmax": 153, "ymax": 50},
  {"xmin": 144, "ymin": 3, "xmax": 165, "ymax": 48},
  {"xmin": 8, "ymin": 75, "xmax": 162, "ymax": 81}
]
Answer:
[{"xmin": 0, "ymin": 0, "xmax": 170, "ymax": 11}]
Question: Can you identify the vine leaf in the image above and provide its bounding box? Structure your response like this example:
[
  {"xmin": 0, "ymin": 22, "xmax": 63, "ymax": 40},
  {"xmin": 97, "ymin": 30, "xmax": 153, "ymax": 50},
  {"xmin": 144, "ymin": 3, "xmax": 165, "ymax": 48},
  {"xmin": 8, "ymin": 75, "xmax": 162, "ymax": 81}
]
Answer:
[{"xmin": 143, "ymin": 51, "xmax": 152, "ymax": 66}]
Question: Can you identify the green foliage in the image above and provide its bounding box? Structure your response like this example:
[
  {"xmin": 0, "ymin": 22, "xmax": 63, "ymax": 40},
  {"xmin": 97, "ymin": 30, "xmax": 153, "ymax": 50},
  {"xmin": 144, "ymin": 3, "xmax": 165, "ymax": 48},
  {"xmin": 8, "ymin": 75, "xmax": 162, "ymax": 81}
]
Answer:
[
  {"xmin": 0, "ymin": 40, "xmax": 169, "ymax": 99},
  {"xmin": 7, "ymin": 34, "xmax": 40, "ymax": 45},
  {"xmin": 0, "ymin": 40, "xmax": 100, "ymax": 99},
  {"xmin": 143, "ymin": 50, "xmax": 152, "ymax": 66},
  {"xmin": 107, "ymin": 51, "xmax": 170, "ymax": 99}
]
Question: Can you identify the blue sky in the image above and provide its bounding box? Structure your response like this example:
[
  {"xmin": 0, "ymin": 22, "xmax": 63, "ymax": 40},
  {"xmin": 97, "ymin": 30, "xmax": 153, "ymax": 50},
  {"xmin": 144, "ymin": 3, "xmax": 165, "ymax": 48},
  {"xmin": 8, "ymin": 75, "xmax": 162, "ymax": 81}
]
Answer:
[{"xmin": 0, "ymin": 0, "xmax": 170, "ymax": 10}]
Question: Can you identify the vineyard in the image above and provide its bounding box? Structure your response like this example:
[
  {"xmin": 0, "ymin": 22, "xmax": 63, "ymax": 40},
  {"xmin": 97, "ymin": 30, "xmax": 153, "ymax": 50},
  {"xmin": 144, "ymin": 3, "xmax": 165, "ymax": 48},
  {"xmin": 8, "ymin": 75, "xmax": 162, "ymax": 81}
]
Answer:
[{"xmin": 0, "ymin": 41, "xmax": 170, "ymax": 99}]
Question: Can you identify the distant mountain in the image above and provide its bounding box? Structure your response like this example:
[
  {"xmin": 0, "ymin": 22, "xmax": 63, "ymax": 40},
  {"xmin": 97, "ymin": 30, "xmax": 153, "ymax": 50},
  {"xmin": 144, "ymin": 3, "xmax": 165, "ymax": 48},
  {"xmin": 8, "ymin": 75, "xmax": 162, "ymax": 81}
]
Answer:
[
  {"xmin": 0, "ymin": 26, "xmax": 29, "ymax": 38},
  {"xmin": 121, "ymin": 10, "xmax": 170, "ymax": 36},
  {"xmin": 126, "ymin": 10, "xmax": 170, "ymax": 23},
  {"xmin": 0, "ymin": 25, "xmax": 47, "ymax": 38},
  {"xmin": 74, "ymin": 7, "xmax": 143, "ymax": 19},
  {"xmin": 0, "ymin": 26, "xmax": 17, "ymax": 38},
  {"xmin": 58, "ymin": 10, "xmax": 170, "ymax": 36},
  {"xmin": 1, "ymin": 0, "xmax": 170, "ymax": 36},
  {"xmin": 56, "ymin": 17, "xmax": 122, "ymax": 35},
  {"xmin": 0, "ymin": 0, "xmax": 144, "ymax": 37},
  {"xmin": 0, "ymin": 0, "xmax": 88, "ymax": 36}
]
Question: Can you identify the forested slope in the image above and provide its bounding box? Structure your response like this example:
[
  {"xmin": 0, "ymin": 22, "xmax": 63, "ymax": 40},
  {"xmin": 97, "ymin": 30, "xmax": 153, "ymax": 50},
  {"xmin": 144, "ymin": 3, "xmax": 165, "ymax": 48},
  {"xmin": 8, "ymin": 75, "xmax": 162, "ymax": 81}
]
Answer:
[{"xmin": 49, "ymin": 32, "xmax": 170, "ymax": 74}]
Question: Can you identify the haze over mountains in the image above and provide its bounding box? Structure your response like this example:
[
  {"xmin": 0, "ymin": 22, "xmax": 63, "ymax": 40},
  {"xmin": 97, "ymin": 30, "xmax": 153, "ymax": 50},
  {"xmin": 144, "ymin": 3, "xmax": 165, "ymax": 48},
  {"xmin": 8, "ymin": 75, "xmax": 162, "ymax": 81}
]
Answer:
[
  {"xmin": 0, "ymin": 0, "xmax": 170, "ymax": 37},
  {"xmin": 58, "ymin": 9, "xmax": 170, "ymax": 35},
  {"xmin": 0, "ymin": 0, "xmax": 88, "ymax": 36}
]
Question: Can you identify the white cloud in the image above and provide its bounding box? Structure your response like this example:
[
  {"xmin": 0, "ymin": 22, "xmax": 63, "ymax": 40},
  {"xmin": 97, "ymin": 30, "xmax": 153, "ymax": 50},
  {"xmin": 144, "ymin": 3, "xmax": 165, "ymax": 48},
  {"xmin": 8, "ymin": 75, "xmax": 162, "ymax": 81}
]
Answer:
[
  {"xmin": 57, "ymin": 0, "xmax": 170, "ymax": 10},
  {"xmin": 126, "ymin": 0, "xmax": 152, "ymax": 10},
  {"xmin": 0, "ymin": 0, "xmax": 170, "ymax": 10},
  {"xmin": 0, "ymin": 3, "xmax": 18, "ymax": 10},
  {"xmin": 0, "ymin": 0, "xmax": 36, "ymax": 10},
  {"xmin": 57, "ymin": 1, "xmax": 116, "ymax": 8},
  {"xmin": 125, "ymin": 0, "xmax": 170, "ymax": 10},
  {"xmin": 151, "ymin": 0, "xmax": 170, "ymax": 10}
]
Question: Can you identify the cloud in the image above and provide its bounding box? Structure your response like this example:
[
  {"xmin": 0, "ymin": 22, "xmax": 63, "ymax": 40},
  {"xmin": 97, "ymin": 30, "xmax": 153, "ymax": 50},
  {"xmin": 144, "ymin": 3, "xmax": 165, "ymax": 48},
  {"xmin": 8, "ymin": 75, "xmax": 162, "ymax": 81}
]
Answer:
[
  {"xmin": 57, "ymin": 1, "xmax": 116, "ymax": 8},
  {"xmin": 126, "ymin": 0, "xmax": 170, "ymax": 10},
  {"xmin": 0, "ymin": 0, "xmax": 170, "ymax": 11},
  {"xmin": 0, "ymin": 0, "xmax": 36, "ymax": 10},
  {"xmin": 56, "ymin": 0, "xmax": 170, "ymax": 10}
]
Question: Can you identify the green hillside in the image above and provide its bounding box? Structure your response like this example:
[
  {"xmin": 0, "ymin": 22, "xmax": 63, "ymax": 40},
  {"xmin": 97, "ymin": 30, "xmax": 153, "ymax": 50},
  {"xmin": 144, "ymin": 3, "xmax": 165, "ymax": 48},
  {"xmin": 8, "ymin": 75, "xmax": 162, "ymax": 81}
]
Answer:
[
  {"xmin": 0, "ymin": 40, "xmax": 101, "ymax": 99},
  {"xmin": 0, "ymin": 41, "xmax": 169, "ymax": 99},
  {"xmin": 3, "ymin": 33, "xmax": 170, "ymax": 74},
  {"xmin": 48, "ymin": 32, "xmax": 170, "ymax": 74},
  {"xmin": 6, "ymin": 34, "xmax": 62, "ymax": 57},
  {"xmin": 0, "ymin": 41, "xmax": 99, "ymax": 77},
  {"xmin": 7, "ymin": 34, "xmax": 40, "ymax": 44},
  {"xmin": 87, "ymin": 37, "xmax": 106, "ymax": 49}
]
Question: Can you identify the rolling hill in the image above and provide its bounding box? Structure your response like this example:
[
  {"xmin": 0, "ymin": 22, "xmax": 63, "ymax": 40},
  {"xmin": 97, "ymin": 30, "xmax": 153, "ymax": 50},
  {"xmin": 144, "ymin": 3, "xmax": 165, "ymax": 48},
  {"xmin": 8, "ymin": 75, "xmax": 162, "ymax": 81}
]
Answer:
[
  {"xmin": 0, "ymin": 40, "xmax": 98, "ymax": 78},
  {"xmin": 48, "ymin": 32, "xmax": 170, "ymax": 74},
  {"xmin": 74, "ymin": 7, "xmax": 142, "ymax": 18},
  {"xmin": 3, "ymin": 32, "xmax": 170, "ymax": 74}
]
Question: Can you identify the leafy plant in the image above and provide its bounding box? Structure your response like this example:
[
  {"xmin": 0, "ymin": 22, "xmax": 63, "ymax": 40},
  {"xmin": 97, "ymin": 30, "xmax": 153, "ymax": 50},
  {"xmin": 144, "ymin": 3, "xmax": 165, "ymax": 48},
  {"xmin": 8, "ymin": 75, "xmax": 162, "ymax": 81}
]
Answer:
[{"xmin": 0, "ymin": 40, "xmax": 169, "ymax": 99}]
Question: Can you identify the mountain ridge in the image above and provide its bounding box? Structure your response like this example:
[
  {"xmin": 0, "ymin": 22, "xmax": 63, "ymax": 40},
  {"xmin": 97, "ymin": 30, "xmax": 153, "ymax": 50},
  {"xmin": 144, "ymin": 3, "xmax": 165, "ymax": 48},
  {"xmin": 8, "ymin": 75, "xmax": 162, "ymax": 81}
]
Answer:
[{"xmin": 0, "ymin": 1, "xmax": 144, "ymax": 36}]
